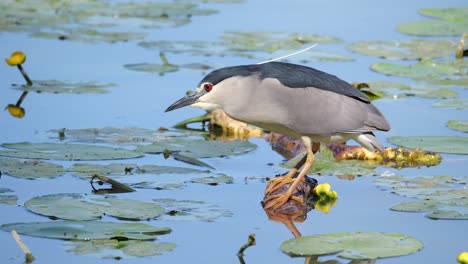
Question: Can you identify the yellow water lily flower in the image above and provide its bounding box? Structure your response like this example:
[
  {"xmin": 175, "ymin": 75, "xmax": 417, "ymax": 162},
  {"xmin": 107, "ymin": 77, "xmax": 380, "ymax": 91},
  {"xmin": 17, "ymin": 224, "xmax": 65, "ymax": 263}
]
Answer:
[
  {"xmin": 5, "ymin": 104, "xmax": 25, "ymax": 118},
  {"xmin": 458, "ymin": 252, "xmax": 468, "ymax": 264},
  {"xmin": 315, "ymin": 201, "xmax": 331, "ymax": 213},
  {"xmin": 5, "ymin": 51, "xmax": 26, "ymax": 66},
  {"xmin": 314, "ymin": 183, "xmax": 331, "ymax": 197}
]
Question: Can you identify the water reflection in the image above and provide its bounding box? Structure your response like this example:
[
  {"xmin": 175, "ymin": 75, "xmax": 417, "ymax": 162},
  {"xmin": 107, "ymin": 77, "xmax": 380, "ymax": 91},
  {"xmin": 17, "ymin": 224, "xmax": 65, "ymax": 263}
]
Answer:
[{"xmin": 5, "ymin": 91, "xmax": 28, "ymax": 118}]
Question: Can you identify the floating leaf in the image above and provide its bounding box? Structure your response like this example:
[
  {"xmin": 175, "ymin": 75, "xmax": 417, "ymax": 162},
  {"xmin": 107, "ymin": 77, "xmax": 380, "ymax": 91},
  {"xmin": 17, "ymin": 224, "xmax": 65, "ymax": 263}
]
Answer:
[
  {"xmin": 0, "ymin": 188, "xmax": 17, "ymax": 205},
  {"xmin": 283, "ymin": 147, "xmax": 376, "ymax": 177},
  {"xmin": 14, "ymin": 80, "xmax": 115, "ymax": 94},
  {"xmin": 68, "ymin": 163, "xmax": 210, "ymax": 190},
  {"xmin": 31, "ymin": 28, "xmax": 147, "ymax": 43},
  {"xmin": 374, "ymin": 175, "xmax": 468, "ymax": 220},
  {"xmin": 362, "ymin": 81, "xmax": 457, "ymax": 100},
  {"xmin": 124, "ymin": 63, "xmax": 179, "ymax": 75},
  {"xmin": 189, "ymin": 174, "xmax": 234, "ymax": 185},
  {"xmin": 348, "ymin": 40, "xmax": 456, "ymax": 60},
  {"xmin": 391, "ymin": 198, "xmax": 468, "ymax": 220},
  {"xmin": 448, "ymin": 120, "xmax": 468, "ymax": 133},
  {"xmin": 397, "ymin": 20, "xmax": 468, "ymax": 36},
  {"xmin": 433, "ymin": 98, "xmax": 468, "ymax": 110},
  {"xmin": 371, "ymin": 60, "xmax": 466, "ymax": 79},
  {"xmin": 154, "ymin": 198, "xmax": 233, "ymax": 222},
  {"xmin": 0, "ymin": 142, "xmax": 144, "ymax": 161},
  {"xmin": 1, "ymin": 221, "xmax": 171, "ymax": 240},
  {"xmin": 419, "ymin": 7, "xmax": 468, "ymax": 22},
  {"xmin": 388, "ymin": 136, "xmax": 468, "ymax": 154},
  {"xmin": 137, "ymin": 139, "xmax": 256, "ymax": 158},
  {"xmin": 0, "ymin": 157, "xmax": 65, "ymax": 179},
  {"xmin": 24, "ymin": 193, "xmax": 165, "ymax": 221},
  {"xmin": 48, "ymin": 127, "xmax": 196, "ymax": 144},
  {"xmin": 66, "ymin": 240, "xmax": 176, "ymax": 258},
  {"xmin": 280, "ymin": 232, "xmax": 423, "ymax": 259}
]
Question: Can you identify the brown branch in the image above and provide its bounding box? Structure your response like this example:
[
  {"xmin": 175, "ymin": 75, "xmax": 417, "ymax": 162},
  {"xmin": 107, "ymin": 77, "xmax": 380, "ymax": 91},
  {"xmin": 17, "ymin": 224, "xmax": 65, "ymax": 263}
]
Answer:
[{"xmin": 11, "ymin": 230, "xmax": 34, "ymax": 263}]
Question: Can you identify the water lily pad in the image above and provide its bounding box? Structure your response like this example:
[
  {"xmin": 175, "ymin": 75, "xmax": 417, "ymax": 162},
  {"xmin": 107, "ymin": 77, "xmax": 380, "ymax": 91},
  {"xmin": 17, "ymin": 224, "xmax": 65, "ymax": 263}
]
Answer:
[
  {"xmin": 397, "ymin": 20, "xmax": 468, "ymax": 36},
  {"xmin": 189, "ymin": 174, "xmax": 234, "ymax": 185},
  {"xmin": 66, "ymin": 239, "xmax": 176, "ymax": 258},
  {"xmin": 138, "ymin": 31, "xmax": 344, "ymax": 62},
  {"xmin": 348, "ymin": 40, "xmax": 456, "ymax": 60},
  {"xmin": 14, "ymin": 80, "xmax": 115, "ymax": 94},
  {"xmin": 283, "ymin": 147, "xmax": 376, "ymax": 177},
  {"xmin": 0, "ymin": 157, "xmax": 65, "ymax": 179},
  {"xmin": 68, "ymin": 163, "xmax": 210, "ymax": 190},
  {"xmin": 433, "ymin": 98, "xmax": 468, "ymax": 110},
  {"xmin": 419, "ymin": 7, "xmax": 468, "ymax": 22},
  {"xmin": 280, "ymin": 232, "xmax": 423, "ymax": 259},
  {"xmin": 137, "ymin": 139, "xmax": 256, "ymax": 158},
  {"xmin": 374, "ymin": 175, "xmax": 468, "ymax": 220},
  {"xmin": 363, "ymin": 81, "xmax": 457, "ymax": 100},
  {"xmin": 371, "ymin": 60, "xmax": 467, "ymax": 79},
  {"xmin": 0, "ymin": 0, "xmax": 219, "ymax": 42},
  {"xmin": 391, "ymin": 198, "xmax": 468, "ymax": 220},
  {"xmin": 448, "ymin": 120, "xmax": 468, "ymax": 133},
  {"xmin": 24, "ymin": 193, "xmax": 165, "ymax": 220},
  {"xmin": 1, "ymin": 221, "xmax": 171, "ymax": 240},
  {"xmin": 48, "ymin": 127, "xmax": 194, "ymax": 144},
  {"xmin": 0, "ymin": 142, "xmax": 144, "ymax": 160},
  {"xmin": 388, "ymin": 136, "xmax": 468, "ymax": 154},
  {"xmin": 124, "ymin": 63, "xmax": 179, "ymax": 75},
  {"xmin": 31, "ymin": 28, "xmax": 147, "ymax": 43},
  {"xmin": 0, "ymin": 188, "xmax": 17, "ymax": 205},
  {"xmin": 154, "ymin": 198, "xmax": 233, "ymax": 222}
]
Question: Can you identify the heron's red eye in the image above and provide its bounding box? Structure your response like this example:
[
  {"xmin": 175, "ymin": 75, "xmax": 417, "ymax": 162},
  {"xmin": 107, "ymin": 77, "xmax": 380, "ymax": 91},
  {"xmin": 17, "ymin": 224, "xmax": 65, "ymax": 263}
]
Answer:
[{"xmin": 204, "ymin": 83, "xmax": 213, "ymax": 92}]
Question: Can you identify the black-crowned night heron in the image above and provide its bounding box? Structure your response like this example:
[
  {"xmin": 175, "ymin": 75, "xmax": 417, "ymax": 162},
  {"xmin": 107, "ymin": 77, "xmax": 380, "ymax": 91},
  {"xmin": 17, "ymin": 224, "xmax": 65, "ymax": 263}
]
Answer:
[{"xmin": 165, "ymin": 62, "xmax": 390, "ymax": 209}]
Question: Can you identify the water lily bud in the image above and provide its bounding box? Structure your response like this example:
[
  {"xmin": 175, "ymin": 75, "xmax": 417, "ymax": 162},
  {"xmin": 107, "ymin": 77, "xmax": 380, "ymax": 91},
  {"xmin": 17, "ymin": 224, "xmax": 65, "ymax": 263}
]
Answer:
[
  {"xmin": 458, "ymin": 252, "xmax": 468, "ymax": 264},
  {"xmin": 5, "ymin": 104, "xmax": 25, "ymax": 118},
  {"xmin": 314, "ymin": 183, "xmax": 331, "ymax": 197},
  {"xmin": 5, "ymin": 51, "xmax": 26, "ymax": 66}
]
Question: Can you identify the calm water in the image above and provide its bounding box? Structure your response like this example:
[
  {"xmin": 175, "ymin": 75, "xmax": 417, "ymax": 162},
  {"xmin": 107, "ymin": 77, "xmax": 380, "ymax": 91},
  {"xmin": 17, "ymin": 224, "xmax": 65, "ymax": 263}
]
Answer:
[{"xmin": 1, "ymin": 0, "xmax": 467, "ymax": 263}]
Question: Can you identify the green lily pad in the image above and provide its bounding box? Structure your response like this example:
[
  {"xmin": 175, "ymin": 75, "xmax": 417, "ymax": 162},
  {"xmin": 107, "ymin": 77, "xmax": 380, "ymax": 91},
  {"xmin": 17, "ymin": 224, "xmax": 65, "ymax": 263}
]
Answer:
[
  {"xmin": 24, "ymin": 193, "xmax": 165, "ymax": 221},
  {"xmin": 138, "ymin": 31, "xmax": 344, "ymax": 62},
  {"xmin": 397, "ymin": 20, "xmax": 468, "ymax": 36},
  {"xmin": 280, "ymin": 232, "xmax": 423, "ymax": 259},
  {"xmin": 0, "ymin": 188, "xmax": 17, "ymax": 205},
  {"xmin": 373, "ymin": 175, "xmax": 468, "ymax": 220},
  {"xmin": 31, "ymin": 28, "xmax": 147, "ymax": 43},
  {"xmin": 137, "ymin": 139, "xmax": 256, "ymax": 158},
  {"xmin": 363, "ymin": 81, "xmax": 457, "ymax": 100},
  {"xmin": 348, "ymin": 40, "xmax": 456, "ymax": 60},
  {"xmin": 68, "ymin": 163, "xmax": 210, "ymax": 190},
  {"xmin": 0, "ymin": 157, "xmax": 65, "ymax": 179},
  {"xmin": 448, "ymin": 120, "xmax": 468, "ymax": 133},
  {"xmin": 14, "ymin": 80, "xmax": 115, "ymax": 94},
  {"xmin": 419, "ymin": 7, "xmax": 468, "ymax": 22},
  {"xmin": 66, "ymin": 239, "xmax": 176, "ymax": 258},
  {"xmin": 48, "ymin": 127, "xmax": 196, "ymax": 144},
  {"xmin": 189, "ymin": 174, "xmax": 234, "ymax": 185},
  {"xmin": 433, "ymin": 98, "xmax": 468, "ymax": 110},
  {"xmin": 391, "ymin": 198, "xmax": 468, "ymax": 220},
  {"xmin": 371, "ymin": 60, "xmax": 467, "ymax": 79},
  {"xmin": 388, "ymin": 136, "xmax": 468, "ymax": 154},
  {"xmin": 0, "ymin": 142, "xmax": 144, "ymax": 161},
  {"xmin": 1, "ymin": 221, "xmax": 171, "ymax": 240},
  {"xmin": 283, "ymin": 147, "xmax": 376, "ymax": 177},
  {"xmin": 0, "ymin": 1, "xmax": 219, "ymax": 42},
  {"xmin": 154, "ymin": 198, "xmax": 233, "ymax": 222},
  {"xmin": 124, "ymin": 63, "xmax": 179, "ymax": 75}
]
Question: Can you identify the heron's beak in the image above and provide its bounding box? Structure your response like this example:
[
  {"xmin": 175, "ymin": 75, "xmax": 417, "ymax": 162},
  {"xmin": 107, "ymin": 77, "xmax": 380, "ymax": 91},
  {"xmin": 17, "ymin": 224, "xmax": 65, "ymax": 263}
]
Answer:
[{"xmin": 165, "ymin": 92, "xmax": 201, "ymax": 112}]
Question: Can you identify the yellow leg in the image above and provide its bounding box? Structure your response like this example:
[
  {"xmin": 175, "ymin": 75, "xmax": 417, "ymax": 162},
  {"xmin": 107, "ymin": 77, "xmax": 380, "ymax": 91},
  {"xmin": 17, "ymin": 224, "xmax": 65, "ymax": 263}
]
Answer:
[{"xmin": 263, "ymin": 137, "xmax": 318, "ymax": 210}]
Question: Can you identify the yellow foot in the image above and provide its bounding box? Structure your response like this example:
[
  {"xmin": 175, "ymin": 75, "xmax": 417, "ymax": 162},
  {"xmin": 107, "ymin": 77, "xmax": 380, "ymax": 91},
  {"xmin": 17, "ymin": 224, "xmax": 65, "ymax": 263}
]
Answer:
[
  {"xmin": 265, "ymin": 175, "xmax": 295, "ymax": 195},
  {"xmin": 263, "ymin": 193, "xmax": 304, "ymax": 210}
]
